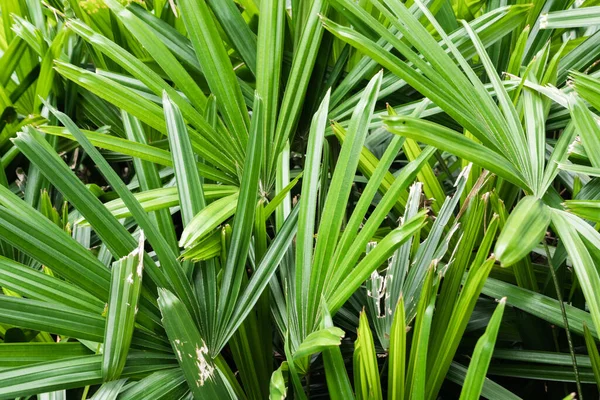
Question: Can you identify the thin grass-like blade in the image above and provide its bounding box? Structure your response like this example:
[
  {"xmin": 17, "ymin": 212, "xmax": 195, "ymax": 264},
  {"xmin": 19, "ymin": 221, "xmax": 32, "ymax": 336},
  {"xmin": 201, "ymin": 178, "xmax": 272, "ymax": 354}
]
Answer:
[
  {"xmin": 38, "ymin": 126, "xmax": 232, "ymax": 183},
  {"xmin": 322, "ymin": 303, "xmax": 354, "ymax": 400},
  {"xmin": 552, "ymin": 209, "xmax": 600, "ymax": 338},
  {"xmin": 540, "ymin": 7, "xmax": 600, "ymax": 29},
  {"xmin": 388, "ymin": 295, "xmax": 406, "ymax": 400},
  {"xmin": 0, "ymin": 183, "xmax": 110, "ymax": 300},
  {"xmin": 482, "ymin": 277, "xmax": 598, "ymax": 339},
  {"xmin": 256, "ymin": 0, "xmax": 284, "ymax": 172},
  {"xmin": 221, "ymin": 205, "xmax": 299, "ymax": 351},
  {"xmin": 0, "ymin": 353, "xmax": 176, "ymax": 398},
  {"xmin": 77, "ymin": 186, "xmax": 238, "ymax": 226},
  {"xmin": 215, "ymin": 94, "xmax": 263, "ymax": 345},
  {"xmin": 328, "ymin": 211, "xmax": 428, "ymax": 314},
  {"xmin": 459, "ymin": 298, "xmax": 506, "ymax": 400},
  {"xmin": 406, "ymin": 265, "xmax": 436, "ymax": 400},
  {"xmin": 384, "ymin": 116, "xmax": 528, "ymax": 189},
  {"xmin": 177, "ymin": 0, "xmax": 249, "ymax": 146},
  {"xmin": 427, "ymin": 257, "xmax": 497, "ymax": 398},
  {"xmin": 354, "ymin": 310, "xmax": 382, "ymax": 400},
  {"xmin": 295, "ymin": 90, "xmax": 330, "ymax": 338},
  {"xmin": 102, "ymin": 235, "xmax": 145, "ymax": 381},
  {"xmin": 269, "ymin": 0, "xmax": 329, "ymax": 178},
  {"xmin": 307, "ymin": 72, "xmax": 382, "ymax": 334},
  {"xmin": 584, "ymin": 323, "xmax": 600, "ymax": 391},
  {"xmin": 0, "ymin": 256, "xmax": 104, "ymax": 313},
  {"xmin": 569, "ymin": 95, "xmax": 600, "ymax": 169},
  {"xmin": 0, "ymin": 343, "xmax": 92, "ymax": 368},
  {"xmin": 90, "ymin": 379, "xmax": 127, "ymax": 400}
]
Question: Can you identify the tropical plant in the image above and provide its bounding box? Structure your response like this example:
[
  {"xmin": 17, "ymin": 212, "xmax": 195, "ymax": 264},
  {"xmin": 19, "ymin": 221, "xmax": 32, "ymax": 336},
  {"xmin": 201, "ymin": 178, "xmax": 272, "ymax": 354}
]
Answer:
[{"xmin": 0, "ymin": 0, "xmax": 599, "ymax": 399}]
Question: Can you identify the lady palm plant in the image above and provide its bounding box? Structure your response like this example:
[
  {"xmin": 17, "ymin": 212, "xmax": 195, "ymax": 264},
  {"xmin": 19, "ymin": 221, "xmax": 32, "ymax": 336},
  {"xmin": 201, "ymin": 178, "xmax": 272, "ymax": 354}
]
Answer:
[{"xmin": 0, "ymin": 0, "xmax": 600, "ymax": 399}]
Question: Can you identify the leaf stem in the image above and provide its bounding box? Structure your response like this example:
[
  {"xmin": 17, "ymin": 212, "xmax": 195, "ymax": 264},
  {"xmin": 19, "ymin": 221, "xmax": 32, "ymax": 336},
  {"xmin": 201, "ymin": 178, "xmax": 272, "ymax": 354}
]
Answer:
[{"xmin": 544, "ymin": 240, "xmax": 583, "ymax": 399}]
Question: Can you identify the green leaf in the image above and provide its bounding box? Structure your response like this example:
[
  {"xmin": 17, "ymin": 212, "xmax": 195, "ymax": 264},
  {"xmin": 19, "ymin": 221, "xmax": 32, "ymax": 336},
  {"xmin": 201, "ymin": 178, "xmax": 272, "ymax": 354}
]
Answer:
[
  {"xmin": 583, "ymin": 323, "xmax": 600, "ymax": 391},
  {"xmin": 540, "ymin": 7, "xmax": 600, "ymax": 29},
  {"xmin": 307, "ymin": 71, "xmax": 382, "ymax": 335},
  {"xmin": 102, "ymin": 235, "xmax": 145, "ymax": 381},
  {"xmin": 495, "ymin": 196, "xmax": 551, "ymax": 267},
  {"xmin": 427, "ymin": 257, "xmax": 497, "ymax": 399},
  {"xmin": 354, "ymin": 310, "xmax": 382, "ymax": 400},
  {"xmin": 0, "ymin": 343, "xmax": 92, "ymax": 368},
  {"xmin": 328, "ymin": 147, "xmax": 436, "ymax": 295},
  {"xmin": 269, "ymin": 363, "xmax": 288, "ymax": 400},
  {"xmin": 163, "ymin": 92, "xmax": 206, "ymax": 225},
  {"xmin": 54, "ymin": 61, "xmax": 165, "ymax": 132},
  {"xmin": 0, "ymin": 353, "xmax": 176, "ymax": 398},
  {"xmin": 459, "ymin": 298, "xmax": 506, "ymax": 400},
  {"xmin": 295, "ymin": 89, "xmax": 330, "ymax": 339},
  {"xmin": 569, "ymin": 94, "xmax": 600, "ymax": 169},
  {"xmin": 215, "ymin": 93, "xmax": 263, "ymax": 345},
  {"xmin": 38, "ymin": 126, "xmax": 233, "ymax": 183},
  {"xmin": 388, "ymin": 295, "xmax": 406, "ymax": 400},
  {"xmin": 119, "ymin": 369, "xmax": 187, "ymax": 400},
  {"xmin": 205, "ymin": 0, "xmax": 257, "ymax": 74},
  {"xmin": 0, "ymin": 182, "xmax": 110, "ymax": 301},
  {"xmin": 158, "ymin": 288, "xmax": 234, "ymax": 399},
  {"xmin": 256, "ymin": 0, "xmax": 285, "ymax": 171},
  {"xmin": 177, "ymin": 0, "xmax": 249, "ymax": 146},
  {"xmin": 447, "ymin": 362, "xmax": 522, "ymax": 400},
  {"xmin": 90, "ymin": 379, "xmax": 127, "ymax": 400},
  {"xmin": 100, "ymin": 0, "xmax": 209, "ymax": 114},
  {"xmin": 557, "ymin": 163, "xmax": 600, "ymax": 178},
  {"xmin": 122, "ymin": 111, "xmax": 177, "ymax": 252},
  {"xmin": 328, "ymin": 211, "xmax": 429, "ymax": 314},
  {"xmin": 179, "ymin": 230, "xmax": 222, "ymax": 262},
  {"xmin": 179, "ymin": 193, "xmax": 239, "ymax": 249},
  {"xmin": 269, "ymin": 0, "xmax": 329, "ymax": 178},
  {"xmin": 572, "ymin": 70, "xmax": 600, "ymax": 112},
  {"xmin": 44, "ymin": 101, "xmax": 201, "ymax": 328},
  {"xmin": 482, "ymin": 277, "xmax": 598, "ymax": 339},
  {"xmin": 34, "ymin": 27, "xmax": 69, "ymax": 111},
  {"xmin": 54, "ymin": 61, "xmax": 237, "ymax": 176},
  {"xmin": 384, "ymin": 116, "xmax": 528, "ymax": 189},
  {"xmin": 552, "ymin": 209, "xmax": 600, "ymax": 339},
  {"xmin": 293, "ymin": 327, "xmax": 345, "ymax": 360},
  {"xmin": 164, "ymin": 90, "xmax": 219, "ymax": 341},
  {"xmin": 11, "ymin": 127, "xmax": 171, "ymax": 332},
  {"xmin": 0, "ymin": 295, "xmax": 167, "ymax": 351},
  {"xmin": 0, "ymin": 37, "xmax": 28, "ymax": 86},
  {"xmin": 322, "ymin": 303, "xmax": 354, "ymax": 400},
  {"xmin": 77, "ymin": 186, "xmax": 238, "ymax": 226},
  {"xmin": 263, "ymin": 172, "xmax": 302, "ymax": 218},
  {"xmin": 563, "ymin": 200, "xmax": 600, "ymax": 223},
  {"xmin": 0, "ymin": 254, "xmax": 104, "ymax": 313},
  {"xmin": 406, "ymin": 264, "xmax": 436, "ymax": 400},
  {"xmin": 221, "ymin": 204, "xmax": 299, "ymax": 351}
]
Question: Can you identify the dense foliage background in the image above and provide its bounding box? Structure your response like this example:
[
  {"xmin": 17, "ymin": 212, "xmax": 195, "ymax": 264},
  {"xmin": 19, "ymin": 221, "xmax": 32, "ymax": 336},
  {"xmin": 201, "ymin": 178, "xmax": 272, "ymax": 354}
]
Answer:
[{"xmin": 0, "ymin": 0, "xmax": 600, "ymax": 398}]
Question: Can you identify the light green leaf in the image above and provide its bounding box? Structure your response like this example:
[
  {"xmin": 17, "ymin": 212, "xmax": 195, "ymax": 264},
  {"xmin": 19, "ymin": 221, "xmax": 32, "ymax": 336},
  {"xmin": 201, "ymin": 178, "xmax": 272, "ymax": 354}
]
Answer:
[
  {"xmin": 293, "ymin": 327, "xmax": 345, "ymax": 360},
  {"xmin": 177, "ymin": 0, "xmax": 249, "ymax": 146},
  {"xmin": 102, "ymin": 235, "xmax": 145, "ymax": 381},
  {"xmin": 354, "ymin": 310, "xmax": 382, "ymax": 400},
  {"xmin": 179, "ymin": 193, "xmax": 239, "ymax": 249},
  {"xmin": 384, "ymin": 116, "xmax": 528, "ymax": 189},
  {"xmin": 459, "ymin": 298, "xmax": 506, "ymax": 400},
  {"xmin": 495, "ymin": 196, "xmax": 551, "ymax": 267}
]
